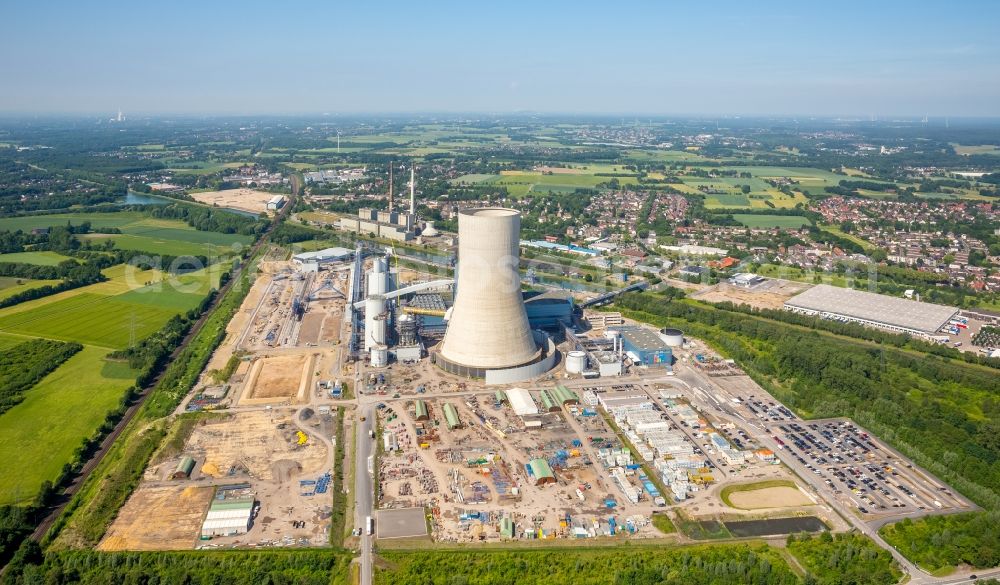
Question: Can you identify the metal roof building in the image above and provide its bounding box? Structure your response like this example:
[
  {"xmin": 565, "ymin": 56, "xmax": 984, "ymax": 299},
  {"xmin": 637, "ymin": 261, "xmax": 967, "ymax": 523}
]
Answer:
[
  {"xmin": 552, "ymin": 385, "xmax": 578, "ymax": 405},
  {"xmin": 292, "ymin": 247, "xmax": 352, "ymax": 266},
  {"xmin": 442, "ymin": 403, "xmax": 461, "ymax": 429},
  {"xmin": 413, "ymin": 400, "xmax": 429, "ymax": 421},
  {"xmin": 784, "ymin": 284, "xmax": 959, "ymax": 336},
  {"xmin": 200, "ymin": 496, "xmax": 254, "ymax": 538},
  {"xmin": 172, "ymin": 456, "xmax": 195, "ymax": 480},
  {"xmin": 539, "ymin": 389, "xmax": 559, "ymax": 412},
  {"xmin": 505, "ymin": 388, "xmax": 538, "ymax": 417},
  {"xmin": 526, "ymin": 458, "xmax": 555, "ymax": 485}
]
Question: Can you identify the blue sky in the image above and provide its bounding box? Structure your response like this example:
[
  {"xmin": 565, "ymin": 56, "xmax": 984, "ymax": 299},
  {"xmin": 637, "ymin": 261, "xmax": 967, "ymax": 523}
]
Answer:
[{"xmin": 2, "ymin": 0, "xmax": 998, "ymax": 116}]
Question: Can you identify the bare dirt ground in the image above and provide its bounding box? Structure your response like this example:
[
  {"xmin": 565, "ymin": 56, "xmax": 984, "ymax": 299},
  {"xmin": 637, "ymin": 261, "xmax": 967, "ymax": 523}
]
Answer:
[
  {"xmin": 690, "ymin": 280, "xmax": 810, "ymax": 310},
  {"xmin": 727, "ymin": 486, "xmax": 814, "ymax": 510},
  {"xmin": 240, "ymin": 354, "xmax": 312, "ymax": 403},
  {"xmin": 188, "ymin": 411, "xmax": 326, "ymax": 480},
  {"xmin": 190, "ymin": 188, "xmax": 276, "ymax": 215},
  {"xmin": 99, "ymin": 485, "xmax": 215, "ymax": 551}
]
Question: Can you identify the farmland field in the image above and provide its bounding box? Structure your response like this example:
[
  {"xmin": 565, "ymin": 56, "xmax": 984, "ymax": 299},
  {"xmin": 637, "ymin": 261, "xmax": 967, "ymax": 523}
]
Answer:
[
  {"xmin": 0, "ymin": 259, "xmax": 224, "ymax": 504},
  {"xmin": 731, "ymin": 214, "xmax": 811, "ymax": 228},
  {"xmin": 0, "ymin": 276, "xmax": 62, "ymax": 302},
  {"xmin": 0, "ymin": 345, "xmax": 137, "ymax": 505},
  {"xmin": 951, "ymin": 143, "xmax": 1000, "ymax": 156},
  {"xmin": 0, "ymin": 213, "xmax": 251, "ymax": 256},
  {"xmin": 487, "ymin": 170, "xmax": 639, "ymax": 197},
  {"xmin": 0, "ymin": 250, "xmax": 75, "ymax": 266},
  {"xmin": 0, "ymin": 212, "xmax": 145, "ymax": 232}
]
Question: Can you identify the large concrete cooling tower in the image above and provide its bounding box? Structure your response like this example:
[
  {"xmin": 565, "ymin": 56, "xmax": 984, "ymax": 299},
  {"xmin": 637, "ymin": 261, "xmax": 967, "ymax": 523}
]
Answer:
[{"xmin": 437, "ymin": 208, "xmax": 542, "ymax": 376}]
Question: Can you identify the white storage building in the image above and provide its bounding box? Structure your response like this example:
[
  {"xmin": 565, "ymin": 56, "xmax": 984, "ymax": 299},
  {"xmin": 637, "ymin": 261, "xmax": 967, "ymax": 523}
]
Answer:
[{"xmin": 505, "ymin": 388, "xmax": 538, "ymax": 417}]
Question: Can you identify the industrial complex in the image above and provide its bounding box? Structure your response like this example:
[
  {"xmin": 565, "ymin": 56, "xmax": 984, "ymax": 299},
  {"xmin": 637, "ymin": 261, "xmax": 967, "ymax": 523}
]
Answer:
[{"xmin": 92, "ymin": 203, "xmax": 972, "ymax": 575}]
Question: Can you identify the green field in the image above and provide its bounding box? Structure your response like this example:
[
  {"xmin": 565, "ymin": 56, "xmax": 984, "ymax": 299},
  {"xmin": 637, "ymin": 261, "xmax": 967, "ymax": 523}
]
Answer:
[
  {"xmin": 0, "ymin": 250, "xmax": 75, "ymax": 266},
  {"xmin": 0, "ymin": 260, "xmax": 223, "ymax": 504},
  {"xmin": 487, "ymin": 171, "xmax": 639, "ymax": 197},
  {"xmin": 0, "ymin": 213, "xmax": 251, "ymax": 257},
  {"xmin": 731, "ymin": 214, "xmax": 811, "ymax": 228},
  {"xmin": 0, "ymin": 212, "xmax": 145, "ymax": 232},
  {"xmin": 818, "ymin": 224, "xmax": 875, "ymax": 251},
  {"xmin": 449, "ymin": 173, "xmax": 500, "ymax": 184},
  {"xmin": 0, "ymin": 345, "xmax": 137, "ymax": 505},
  {"xmin": 0, "ymin": 276, "xmax": 62, "ymax": 302}
]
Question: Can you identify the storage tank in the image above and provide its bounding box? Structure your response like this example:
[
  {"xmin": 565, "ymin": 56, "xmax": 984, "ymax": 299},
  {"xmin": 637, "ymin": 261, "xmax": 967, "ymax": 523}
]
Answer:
[
  {"xmin": 659, "ymin": 328, "xmax": 684, "ymax": 347},
  {"xmin": 370, "ymin": 345, "xmax": 388, "ymax": 367},
  {"xmin": 566, "ymin": 350, "xmax": 587, "ymax": 374}
]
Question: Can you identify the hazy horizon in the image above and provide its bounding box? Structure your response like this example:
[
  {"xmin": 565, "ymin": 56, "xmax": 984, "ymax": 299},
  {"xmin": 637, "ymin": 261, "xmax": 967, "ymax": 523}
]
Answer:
[{"xmin": 3, "ymin": 0, "xmax": 999, "ymax": 117}]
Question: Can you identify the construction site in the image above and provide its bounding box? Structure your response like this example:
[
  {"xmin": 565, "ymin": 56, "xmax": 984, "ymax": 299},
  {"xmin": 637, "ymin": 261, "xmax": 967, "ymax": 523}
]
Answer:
[
  {"xmin": 689, "ymin": 277, "xmax": 810, "ymax": 310},
  {"xmin": 102, "ymin": 248, "xmax": 360, "ymax": 551},
  {"xmin": 368, "ymin": 374, "xmax": 835, "ymax": 543}
]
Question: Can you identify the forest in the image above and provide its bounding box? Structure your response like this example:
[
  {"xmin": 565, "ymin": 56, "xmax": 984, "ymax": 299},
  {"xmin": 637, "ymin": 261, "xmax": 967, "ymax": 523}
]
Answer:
[
  {"xmin": 786, "ymin": 532, "xmax": 900, "ymax": 585},
  {"xmin": 0, "ymin": 339, "xmax": 82, "ymax": 415},
  {"xmin": 614, "ymin": 293, "xmax": 1000, "ymax": 510},
  {"xmin": 1, "ymin": 549, "xmax": 353, "ymax": 585},
  {"xmin": 375, "ymin": 545, "xmax": 798, "ymax": 585},
  {"xmin": 879, "ymin": 511, "xmax": 1000, "ymax": 573}
]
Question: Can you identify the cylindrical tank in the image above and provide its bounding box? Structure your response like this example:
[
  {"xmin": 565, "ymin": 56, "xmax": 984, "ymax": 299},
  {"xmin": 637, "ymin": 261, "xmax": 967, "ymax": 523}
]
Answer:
[
  {"xmin": 566, "ymin": 350, "xmax": 587, "ymax": 374},
  {"xmin": 370, "ymin": 345, "xmax": 388, "ymax": 367},
  {"xmin": 364, "ymin": 295, "xmax": 386, "ymax": 350},
  {"xmin": 660, "ymin": 328, "xmax": 684, "ymax": 347},
  {"xmin": 438, "ymin": 208, "xmax": 539, "ymax": 369},
  {"xmin": 372, "ymin": 257, "xmax": 386, "ymax": 274}
]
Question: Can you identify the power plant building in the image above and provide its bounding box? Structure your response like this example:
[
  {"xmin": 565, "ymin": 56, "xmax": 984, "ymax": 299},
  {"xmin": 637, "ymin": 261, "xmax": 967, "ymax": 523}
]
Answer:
[
  {"xmin": 338, "ymin": 208, "xmax": 415, "ymax": 242},
  {"xmin": 435, "ymin": 208, "xmax": 557, "ymax": 384},
  {"xmin": 523, "ymin": 290, "xmax": 574, "ymax": 328},
  {"xmin": 617, "ymin": 327, "xmax": 673, "ymax": 368}
]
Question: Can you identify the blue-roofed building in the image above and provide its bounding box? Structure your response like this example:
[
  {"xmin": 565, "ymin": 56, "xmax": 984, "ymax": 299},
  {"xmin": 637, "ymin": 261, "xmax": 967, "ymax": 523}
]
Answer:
[{"xmin": 617, "ymin": 327, "xmax": 672, "ymax": 368}]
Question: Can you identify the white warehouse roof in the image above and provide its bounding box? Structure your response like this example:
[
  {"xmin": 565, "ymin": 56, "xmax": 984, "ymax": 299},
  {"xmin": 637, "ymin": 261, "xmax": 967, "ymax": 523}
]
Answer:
[
  {"xmin": 784, "ymin": 284, "xmax": 958, "ymax": 336},
  {"xmin": 292, "ymin": 247, "xmax": 352, "ymax": 264},
  {"xmin": 505, "ymin": 388, "xmax": 538, "ymax": 417}
]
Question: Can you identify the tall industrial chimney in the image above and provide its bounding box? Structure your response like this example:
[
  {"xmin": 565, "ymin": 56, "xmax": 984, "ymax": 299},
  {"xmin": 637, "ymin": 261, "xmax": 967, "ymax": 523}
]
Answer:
[
  {"xmin": 438, "ymin": 208, "xmax": 539, "ymax": 371},
  {"xmin": 409, "ymin": 166, "xmax": 415, "ymax": 215},
  {"xmin": 388, "ymin": 164, "xmax": 394, "ymax": 212}
]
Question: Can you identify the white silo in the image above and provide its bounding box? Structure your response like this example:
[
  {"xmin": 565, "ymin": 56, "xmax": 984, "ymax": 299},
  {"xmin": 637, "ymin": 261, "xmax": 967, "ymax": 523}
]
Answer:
[
  {"xmin": 566, "ymin": 350, "xmax": 587, "ymax": 374},
  {"xmin": 437, "ymin": 208, "xmax": 540, "ymax": 373},
  {"xmin": 370, "ymin": 345, "xmax": 388, "ymax": 367}
]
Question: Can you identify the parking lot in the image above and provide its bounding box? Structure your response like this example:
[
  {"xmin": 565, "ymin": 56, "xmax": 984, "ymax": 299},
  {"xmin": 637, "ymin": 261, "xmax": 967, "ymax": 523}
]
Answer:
[{"xmin": 767, "ymin": 418, "xmax": 973, "ymax": 521}]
